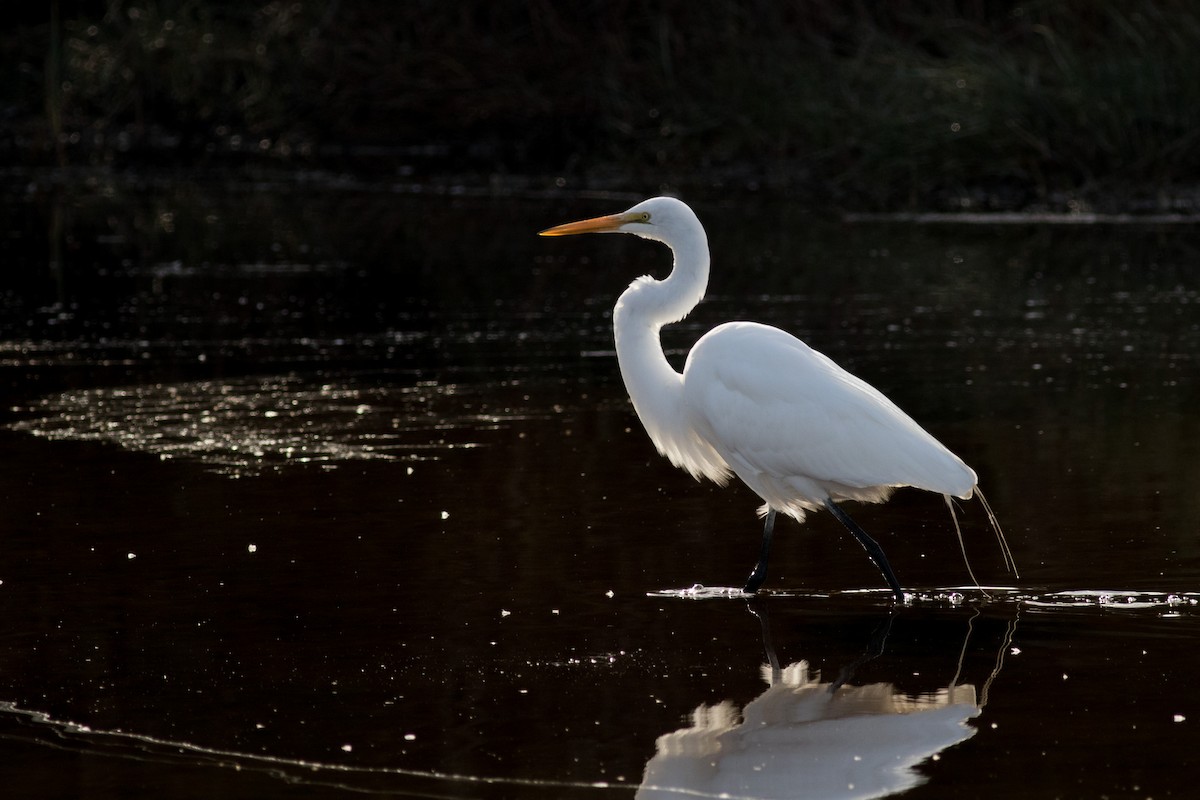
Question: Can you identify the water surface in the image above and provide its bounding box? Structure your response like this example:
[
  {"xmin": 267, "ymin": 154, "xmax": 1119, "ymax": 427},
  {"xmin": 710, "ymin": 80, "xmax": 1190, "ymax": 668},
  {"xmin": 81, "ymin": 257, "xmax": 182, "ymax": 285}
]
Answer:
[{"xmin": 1, "ymin": 174, "xmax": 1198, "ymax": 797}]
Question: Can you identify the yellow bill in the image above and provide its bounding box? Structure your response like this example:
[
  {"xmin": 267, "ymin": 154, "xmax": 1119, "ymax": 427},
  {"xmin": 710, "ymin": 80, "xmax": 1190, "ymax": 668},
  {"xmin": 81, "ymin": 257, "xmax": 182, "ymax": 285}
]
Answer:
[{"xmin": 538, "ymin": 211, "xmax": 638, "ymax": 237}]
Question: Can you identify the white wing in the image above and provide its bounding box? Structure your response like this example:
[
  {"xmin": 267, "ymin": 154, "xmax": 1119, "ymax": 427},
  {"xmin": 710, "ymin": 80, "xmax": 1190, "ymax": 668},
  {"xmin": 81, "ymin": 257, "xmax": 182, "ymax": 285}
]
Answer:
[{"xmin": 681, "ymin": 322, "xmax": 975, "ymax": 517}]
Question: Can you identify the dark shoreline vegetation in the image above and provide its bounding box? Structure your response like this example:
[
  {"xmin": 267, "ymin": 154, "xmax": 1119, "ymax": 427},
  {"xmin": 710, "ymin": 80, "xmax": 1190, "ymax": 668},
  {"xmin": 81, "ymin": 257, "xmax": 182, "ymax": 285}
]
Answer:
[{"xmin": 5, "ymin": 1, "xmax": 1200, "ymax": 212}]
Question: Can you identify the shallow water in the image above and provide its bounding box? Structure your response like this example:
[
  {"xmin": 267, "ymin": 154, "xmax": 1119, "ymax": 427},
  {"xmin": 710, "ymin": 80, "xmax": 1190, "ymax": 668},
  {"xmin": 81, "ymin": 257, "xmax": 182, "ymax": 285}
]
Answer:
[{"xmin": 2, "ymin": 174, "xmax": 1199, "ymax": 798}]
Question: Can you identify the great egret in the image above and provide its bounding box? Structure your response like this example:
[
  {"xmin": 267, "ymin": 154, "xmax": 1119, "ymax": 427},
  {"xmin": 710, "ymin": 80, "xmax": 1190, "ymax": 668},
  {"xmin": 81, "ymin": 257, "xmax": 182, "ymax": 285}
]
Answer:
[{"xmin": 540, "ymin": 196, "xmax": 1012, "ymax": 599}]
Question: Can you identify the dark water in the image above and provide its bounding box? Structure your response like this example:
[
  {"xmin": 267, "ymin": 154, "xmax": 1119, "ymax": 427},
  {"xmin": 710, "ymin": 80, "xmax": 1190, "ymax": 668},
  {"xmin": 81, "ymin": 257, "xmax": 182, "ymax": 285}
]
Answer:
[{"xmin": 1, "ymin": 173, "xmax": 1199, "ymax": 798}]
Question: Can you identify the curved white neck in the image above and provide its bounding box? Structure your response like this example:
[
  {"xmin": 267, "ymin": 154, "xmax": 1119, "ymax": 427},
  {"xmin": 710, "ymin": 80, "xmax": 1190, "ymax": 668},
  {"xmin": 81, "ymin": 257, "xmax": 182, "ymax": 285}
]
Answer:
[{"xmin": 611, "ymin": 222, "xmax": 709, "ymax": 424}]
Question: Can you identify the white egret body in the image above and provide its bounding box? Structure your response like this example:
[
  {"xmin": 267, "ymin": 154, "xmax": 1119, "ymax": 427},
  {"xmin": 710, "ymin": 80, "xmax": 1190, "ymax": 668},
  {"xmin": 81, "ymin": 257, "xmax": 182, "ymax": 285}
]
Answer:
[{"xmin": 540, "ymin": 197, "xmax": 1010, "ymax": 597}]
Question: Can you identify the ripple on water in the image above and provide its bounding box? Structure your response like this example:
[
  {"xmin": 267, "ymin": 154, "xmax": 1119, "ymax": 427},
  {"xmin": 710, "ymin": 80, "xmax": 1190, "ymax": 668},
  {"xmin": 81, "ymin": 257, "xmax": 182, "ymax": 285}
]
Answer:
[
  {"xmin": 7, "ymin": 375, "xmax": 547, "ymax": 477},
  {"xmin": 647, "ymin": 586, "xmax": 1200, "ymax": 614},
  {"xmin": 1020, "ymin": 589, "xmax": 1200, "ymax": 612}
]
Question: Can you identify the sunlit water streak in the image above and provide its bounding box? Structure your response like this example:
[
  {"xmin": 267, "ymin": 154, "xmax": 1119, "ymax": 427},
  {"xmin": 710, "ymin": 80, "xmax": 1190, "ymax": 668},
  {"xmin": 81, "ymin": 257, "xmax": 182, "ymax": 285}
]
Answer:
[
  {"xmin": 649, "ymin": 585, "xmax": 1016, "ymax": 604},
  {"xmin": 1021, "ymin": 589, "xmax": 1200, "ymax": 611},
  {"xmin": 649, "ymin": 586, "xmax": 1200, "ymax": 614},
  {"xmin": 7, "ymin": 375, "xmax": 550, "ymax": 477},
  {"xmin": 0, "ymin": 702, "xmax": 629, "ymax": 798},
  {"xmin": 841, "ymin": 211, "xmax": 1200, "ymax": 224}
]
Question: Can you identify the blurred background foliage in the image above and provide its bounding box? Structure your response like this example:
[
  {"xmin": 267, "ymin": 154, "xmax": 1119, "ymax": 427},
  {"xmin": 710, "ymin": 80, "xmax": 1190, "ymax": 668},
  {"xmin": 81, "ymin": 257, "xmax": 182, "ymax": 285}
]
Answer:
[{"xmin": 4, "ymin": 0, "xmax": 1200, "ymax": 209}]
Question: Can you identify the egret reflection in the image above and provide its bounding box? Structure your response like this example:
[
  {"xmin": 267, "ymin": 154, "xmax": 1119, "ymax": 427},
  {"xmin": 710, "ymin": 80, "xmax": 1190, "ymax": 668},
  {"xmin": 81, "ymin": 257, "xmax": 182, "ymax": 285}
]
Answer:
[{"xmin": 637, "ymin": 603, "xmax": 1012, "ymax": 800}]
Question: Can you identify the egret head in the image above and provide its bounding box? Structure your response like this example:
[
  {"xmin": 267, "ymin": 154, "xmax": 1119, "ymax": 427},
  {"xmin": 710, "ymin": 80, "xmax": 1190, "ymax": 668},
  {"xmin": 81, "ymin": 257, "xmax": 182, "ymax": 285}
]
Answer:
[{"xmin": 539, "ymin": 196, "xmax": 698, "ymax": 245}]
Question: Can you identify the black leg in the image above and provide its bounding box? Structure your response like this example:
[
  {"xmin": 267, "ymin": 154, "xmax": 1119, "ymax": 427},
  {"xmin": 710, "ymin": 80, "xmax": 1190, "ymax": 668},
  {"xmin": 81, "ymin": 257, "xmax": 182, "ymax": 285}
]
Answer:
[
  {"xmin": 831, "ymin": 611, "xmax": 896, "ymax": 692},
  {"xmin": 823, "ymin": 498, "xmax": 905, "ymax": 602},
  {"xmin": 746, "ymin": 596, "xmax": 782, "ymax": 680},
  {"xmin": 742, "ymin": 509, "xmax": 777, "ymax": 594}
]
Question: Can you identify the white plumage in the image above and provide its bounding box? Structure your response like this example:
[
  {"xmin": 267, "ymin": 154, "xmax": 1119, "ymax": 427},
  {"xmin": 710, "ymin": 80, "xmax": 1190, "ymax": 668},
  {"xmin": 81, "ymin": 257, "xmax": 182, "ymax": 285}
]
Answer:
[
  {"xmin": 541, "ymin": 196, "xmax": 1011, "ymax": 597},
  {"xmin": 684, "ymin": 321, "xmax": 977, "ymax": 517}
]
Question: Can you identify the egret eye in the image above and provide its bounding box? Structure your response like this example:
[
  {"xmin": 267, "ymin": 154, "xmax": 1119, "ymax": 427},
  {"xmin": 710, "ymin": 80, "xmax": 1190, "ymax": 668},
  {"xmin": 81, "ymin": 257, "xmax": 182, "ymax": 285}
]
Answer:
[{"xmin": 639, "ymin": 212, "xmax": 651, "ymax": 222}]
